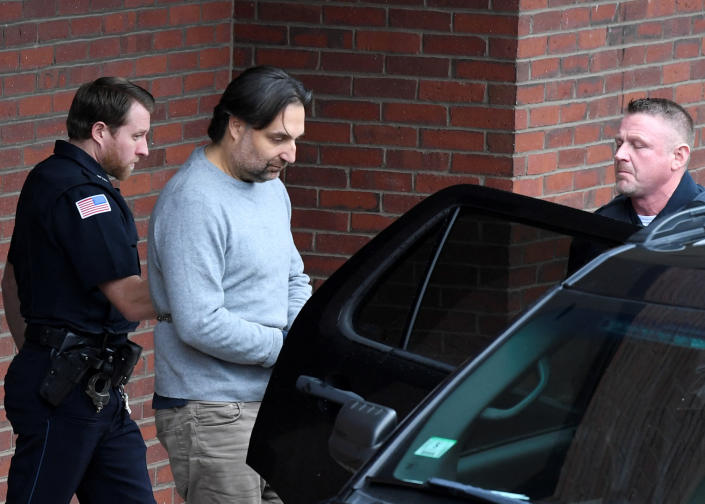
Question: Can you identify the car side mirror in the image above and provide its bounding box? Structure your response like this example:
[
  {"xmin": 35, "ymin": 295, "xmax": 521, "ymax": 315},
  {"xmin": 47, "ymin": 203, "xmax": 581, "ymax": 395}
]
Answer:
[{"xmin": 295, "ymin": 375, "xmax": 398, "ymax": 472}]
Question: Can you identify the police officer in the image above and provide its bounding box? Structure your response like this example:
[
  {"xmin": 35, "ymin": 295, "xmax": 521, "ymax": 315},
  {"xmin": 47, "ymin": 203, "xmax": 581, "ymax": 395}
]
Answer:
[{"xmin": 1, "ymin": 77, "xmax": 157, "ymax": 503}]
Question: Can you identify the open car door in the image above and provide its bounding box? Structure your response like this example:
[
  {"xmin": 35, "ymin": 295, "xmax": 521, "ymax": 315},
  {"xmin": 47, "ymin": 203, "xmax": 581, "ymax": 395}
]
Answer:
[{"xmin": 248, "ymin": 184, "xmax": 638, "ymax": 504}]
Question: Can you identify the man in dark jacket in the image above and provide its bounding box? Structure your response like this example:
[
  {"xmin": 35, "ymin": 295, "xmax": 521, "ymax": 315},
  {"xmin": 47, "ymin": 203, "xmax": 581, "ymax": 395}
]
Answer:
[{"xmin": 569, "ymin": 97, "xmax": 704, "ymax": 272}]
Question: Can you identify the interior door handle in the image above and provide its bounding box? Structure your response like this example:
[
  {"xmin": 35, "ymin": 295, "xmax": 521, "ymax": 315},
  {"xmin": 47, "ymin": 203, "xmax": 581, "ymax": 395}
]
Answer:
[{"xmin": 296, "ymin": 375, "xmax": 363, "ymax": 405}]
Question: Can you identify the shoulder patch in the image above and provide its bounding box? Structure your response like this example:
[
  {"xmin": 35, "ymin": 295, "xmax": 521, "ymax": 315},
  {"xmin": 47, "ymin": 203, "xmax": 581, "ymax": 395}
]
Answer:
[{"xmin": 76, "ymin": 194, "xmax": 111, "ymax": 219}]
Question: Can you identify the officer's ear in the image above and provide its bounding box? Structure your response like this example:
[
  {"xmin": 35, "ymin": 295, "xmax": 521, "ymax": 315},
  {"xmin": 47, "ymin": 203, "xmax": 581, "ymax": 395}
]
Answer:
[{"xmin": 91, "ymin": 121, "xmax": 109, "ymax": 147}]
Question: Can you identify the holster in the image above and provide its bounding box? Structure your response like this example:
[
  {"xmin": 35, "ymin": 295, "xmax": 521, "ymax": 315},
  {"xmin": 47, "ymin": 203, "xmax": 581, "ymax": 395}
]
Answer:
[
  {"xmin": 39, "ymin": 346, "xmax": 103, "ymax": 406},
  {"xmin": 36, "ymin": 328, "xmax": 143, "ymax": 408}
]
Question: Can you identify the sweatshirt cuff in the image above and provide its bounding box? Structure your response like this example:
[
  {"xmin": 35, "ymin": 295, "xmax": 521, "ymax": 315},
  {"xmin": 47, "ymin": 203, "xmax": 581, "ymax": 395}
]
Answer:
[{"xmin": 261, "ymin": 328, "xmax": 284, "ymax": 368}]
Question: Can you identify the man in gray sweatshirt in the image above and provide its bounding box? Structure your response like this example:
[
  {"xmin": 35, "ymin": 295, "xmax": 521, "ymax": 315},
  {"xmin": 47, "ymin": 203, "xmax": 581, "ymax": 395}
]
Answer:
[{"xmin": 148, "ymin": 66, "xmax": 312, "ymax": 504}]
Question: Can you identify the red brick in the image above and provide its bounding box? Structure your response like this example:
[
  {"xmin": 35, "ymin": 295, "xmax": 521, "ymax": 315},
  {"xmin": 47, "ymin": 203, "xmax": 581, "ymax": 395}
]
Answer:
[
  {"xmin": 20, "ymin": 47, "xmax": 53, "ymax": 70},
  {"xmin": 136, "ymin": 55, "xmax": 168, "ymax": 76},
  {"xmin": 315, "ymin": 233, "xmax": 370, "ymax": 255},
  {"xmin": 517, "ymin": 36, "xmax": 547, "ymax": 58},
  {"xmin": 382, "ymin": 193, "xmax": 425, "ymax": 214},
  {"xmin": 292, "ymin": 27, "xmax": 353, "ymax": 49},
  {"xmin": 387, "ymin": 56, "xmax": 449, "ymax": 77},
  {"xmin": 292, "ymin": 209, "xmax": 348, "ymax": 232},
  {"xmin": 302, "ymin": 254, "xmax": 348, "ymax": 279},
  {"xmin": 286, "ymin": 166, "xmax": 348, "ymax": 188},
  {"xmin": 260, "ymin": 2, "xmax": 320, "ymax": 23},
  {"xmin": 320, "ymin": 146, "xmax": 383, "ymax": 168},
  {"xmin": 415, "ymin": 174, "xmax": 479, "ymax": 195},
  {"xmin": 548, "ymin": 33, "xmax": 576, "ymax": 54},
  {"xmin": 386, "ymin": 150, "xmax": 449, "ymax": 171},
  {"xmin": 38, "ymin": 20, "xmax": 70, "ymax": 41},
  {"xmin": 354, "ymin": 77, "xmax": 416, "ymax": 99},
  {"xmin": 354, "ymin": 125, "xmax": 416, "ymax": 147},
  {"xmin": 558, "ymin": 148, "xmax": 585, "ymax": 168},
  {"xmin": 578, "ymin": 28, "xmax": 607, "ymax": 50},
  {"xmin": 324, "ymin": 6, "xmax": 385, "ymax": 27},
  {"xmin": 257, "ymin": 48, "xmax": 319, "ymax": 69},
  {"xmin": 203, "ymin": 1, "xmax": 232, "ymax": 21},
  {"xmin": 531, "ymin": 57, "xmax": 560, "ymax": 78},
  {"xmin": 169, "ymin": 4, "xmax": 201, "ymax": 25},
  {"xmin": 4, "ymin": 23, "xmax": 38, "ymax": 46},
  {"xmin": 321, "ymin": 52, "xmax": 383, "ymax": 73},
  {"xmin": 389, "ymin": 8, "xmax": 451, "ymax": 31},
  {"xmin": 452, "ymin": 153, "xmax": 514, "ymax": 176},
  {"xmin": 18, "ymin": 95, "xmax": 51, "ymax": 117},
  {"xmin": 198, "ymin": 47, "xmax": 228, "ymax": 69},
  {"xmin": 527, "ymin": 152, "xmax": 558, "ymax": 175},
  {"xmin": 419, "ymin": 80, "xmax": 484, "ymax": 103},
  {"xmin": 663, "ymin": 61, "xmax": 691, "ymax": 84},
  {"xmin": 356, "ymin": 31, "xmax": 421, "ymax": 53},
  {"xmin": 168, "ymin": 51, "xmax": 198, "ymax": 72},
  {"xmin": 515, "ymin": 131, "xmax": 544, "ymax": 152},
  {"xmin": 89, "ymin": 37, "xmax": 121, "ymax": 59},
  {"xmin": 0, "ymin": 51, "xmax": 19, "ymax": 73},
  {"xmin": 319, "ymin": 190, "xmax": 379, "ymax": 211},
  {"xmin": 451, "ymin": 106, "xmax": 514, "ymax": 130},
  {"xmin": 350, "ymin": 213, "xmax": 396, "ymax": 233},
  {"xmin": 317, "ymin": 100, "xmax": 379, "ymax": 121},
  {"xmin": 350, "ymin": 170, "xmax": 412, "ymax": 192},
  {"xmin": 71, "ymin": 16, "xmax": 102, "ymax": 36},
  {"xmin": 383, "ymin": 103, "xmax": 446, "ymax": 125},
  {"xmin": 456, "ymin": 13, "xmax": 517, "ymax": 35},
  {"xmin": 104, "ymin": 12, "xmax": 137, "ymax": 34},
  {"xmin": 3, "ymin": 74, "xmax": 36, "ymax": 96},
  {"xmin": 303, "ymin": 121, "xmax": 350, "ymax": 144},
  {"xmin": 424, "ymin": 35, "xmax": 485, "ymax": 56},
  {"xmin": 421, "ymin": 129, "xmax": 484, "ymax": 151},
  {"xmin": 0, "ymin": 1, "xmax": 23, "ymax": 22},
  {"xmin": 235, "ymin": 23, "xmax": 287, "ymax": 45}
]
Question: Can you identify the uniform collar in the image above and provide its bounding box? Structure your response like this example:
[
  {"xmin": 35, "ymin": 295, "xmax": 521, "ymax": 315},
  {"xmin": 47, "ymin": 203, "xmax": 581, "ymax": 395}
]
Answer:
[{"xmin": 54, "ymin": 139, "xmax": 112, "ymax": 185}]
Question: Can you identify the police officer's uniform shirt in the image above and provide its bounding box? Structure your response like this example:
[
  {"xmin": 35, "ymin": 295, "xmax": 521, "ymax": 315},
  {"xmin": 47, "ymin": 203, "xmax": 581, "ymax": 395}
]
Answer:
[{"xmin": 8, "ymin": 140, "xmax": 140, "ymax": 335}]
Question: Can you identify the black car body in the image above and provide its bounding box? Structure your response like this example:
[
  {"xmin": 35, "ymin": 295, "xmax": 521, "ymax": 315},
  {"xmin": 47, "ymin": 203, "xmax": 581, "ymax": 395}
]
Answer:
[{"xmin": 247, "ymin": 184, "xmax": 705, "ymax": 503}]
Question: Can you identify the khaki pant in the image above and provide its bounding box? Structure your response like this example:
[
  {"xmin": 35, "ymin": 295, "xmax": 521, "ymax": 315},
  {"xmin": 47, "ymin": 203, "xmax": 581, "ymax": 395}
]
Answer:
[{"xmin": 155, "ymin": 401, "xmax": 282, "ymax": 504}]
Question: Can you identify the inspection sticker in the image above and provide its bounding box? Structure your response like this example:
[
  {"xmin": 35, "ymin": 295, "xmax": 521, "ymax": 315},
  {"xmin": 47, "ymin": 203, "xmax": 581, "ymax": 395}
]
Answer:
[{"xmin": 414, "ymin": 437, "xmax": 457, "ymax": 459}]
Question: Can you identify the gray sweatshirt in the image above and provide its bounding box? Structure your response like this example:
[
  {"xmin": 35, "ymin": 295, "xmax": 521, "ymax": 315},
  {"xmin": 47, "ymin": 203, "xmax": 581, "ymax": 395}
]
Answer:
[{"xmin": 148, "ymin": 146, "xmax": 312, "ymax": 402}]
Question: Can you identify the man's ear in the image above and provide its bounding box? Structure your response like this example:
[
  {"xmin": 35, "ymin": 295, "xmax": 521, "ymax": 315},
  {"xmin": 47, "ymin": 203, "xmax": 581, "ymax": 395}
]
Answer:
[
  {"xmin": 228, "ymin": 116, "xmax": 245, "ymax": 143},
  {"xmin": 91, "ymin": 121, "xmax": 108, "ymax": 147},
  {"xmin": 673, "ymin": 143, "xmax": 691, "ymax": 171}
]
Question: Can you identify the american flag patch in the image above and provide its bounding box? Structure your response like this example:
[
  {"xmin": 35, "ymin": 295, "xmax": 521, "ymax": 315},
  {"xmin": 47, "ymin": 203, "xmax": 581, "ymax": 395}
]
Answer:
[{"xmin": 75, "ymin": 194, "xmax": 111, "ymax": 219}]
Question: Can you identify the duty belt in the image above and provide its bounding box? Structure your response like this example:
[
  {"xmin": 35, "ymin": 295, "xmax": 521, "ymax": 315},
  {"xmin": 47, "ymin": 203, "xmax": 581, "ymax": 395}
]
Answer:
[
  {"xmin": 24, "ymin": 324, "xmax": 127, "ymax": 350},
  {"xmin": 26, "ymin": 324, "xmax": 141, "ymax": 413}
]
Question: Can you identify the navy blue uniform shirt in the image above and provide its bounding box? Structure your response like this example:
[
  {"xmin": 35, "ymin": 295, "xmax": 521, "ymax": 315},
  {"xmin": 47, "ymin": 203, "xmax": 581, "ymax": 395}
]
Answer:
[{"xmin": 8, "ymin": 140, "xmax": 140, "ymax": 335}]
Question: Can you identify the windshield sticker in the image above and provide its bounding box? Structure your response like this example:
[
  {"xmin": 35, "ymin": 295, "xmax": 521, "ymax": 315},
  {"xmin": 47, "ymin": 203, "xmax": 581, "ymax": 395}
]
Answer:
[{"xmin": 414, "ymin": 437, "xmax": 457, "ymax": 459}]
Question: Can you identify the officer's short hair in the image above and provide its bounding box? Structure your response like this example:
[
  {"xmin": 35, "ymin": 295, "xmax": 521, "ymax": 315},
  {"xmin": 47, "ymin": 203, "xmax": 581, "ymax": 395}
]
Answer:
[
  {"xmin": 627, "ymin": 97, "xmax": 695, "ymax": 148},
  {"xmin": 67, "ymin": 77, "xmax": 155, "ymax": 140},
  {"xmin": 207, "ymin": 65, "xmax": 312, "ymax": 143}
]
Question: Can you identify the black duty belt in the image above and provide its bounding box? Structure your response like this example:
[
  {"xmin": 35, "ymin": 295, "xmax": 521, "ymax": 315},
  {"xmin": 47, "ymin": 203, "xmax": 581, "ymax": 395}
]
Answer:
[{"xmin": 24, "ymin": 324, "xmax": 127, "ymax": 351}]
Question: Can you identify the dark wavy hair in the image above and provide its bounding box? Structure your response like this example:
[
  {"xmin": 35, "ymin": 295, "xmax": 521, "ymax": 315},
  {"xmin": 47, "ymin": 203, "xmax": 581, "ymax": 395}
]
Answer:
[
  {"xmin": 627, "ymin": 97, "xmax": 694, "ymax": 148},
  {"xmin": 66, "ymin": 77, "xmax": 155, "ymax": 140},
  {"xmin": 207, "ymin": 66, "xmax": 312, "ymax": 143}
]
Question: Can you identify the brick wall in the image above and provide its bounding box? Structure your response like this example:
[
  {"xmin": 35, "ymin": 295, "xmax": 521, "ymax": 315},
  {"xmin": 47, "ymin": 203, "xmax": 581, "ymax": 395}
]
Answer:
[
  {"xmin": 0, "ymin": 1, "xmax": 232, "ymax": 502},
  {"xmin": 1, "ymin": 0, "xmax": 704, "ymax": 502}
]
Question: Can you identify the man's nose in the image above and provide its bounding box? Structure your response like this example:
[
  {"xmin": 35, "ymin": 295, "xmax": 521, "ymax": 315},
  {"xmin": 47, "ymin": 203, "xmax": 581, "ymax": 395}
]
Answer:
[{"xmin": 280, "ymin": 141, "xmax": 296, "ymax": 164}]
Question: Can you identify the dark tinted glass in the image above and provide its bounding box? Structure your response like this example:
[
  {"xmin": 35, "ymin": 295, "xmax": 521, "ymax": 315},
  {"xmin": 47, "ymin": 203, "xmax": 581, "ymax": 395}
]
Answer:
[{"xmin": 353, "ymin": 207, "xmax": 572, "ymax": 366}]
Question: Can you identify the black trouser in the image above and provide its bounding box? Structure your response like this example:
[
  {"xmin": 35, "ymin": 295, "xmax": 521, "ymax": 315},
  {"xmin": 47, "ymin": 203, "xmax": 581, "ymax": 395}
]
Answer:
[{"xmin": 4, "ymin": 336, "xmax": 155, "ymax": 503}]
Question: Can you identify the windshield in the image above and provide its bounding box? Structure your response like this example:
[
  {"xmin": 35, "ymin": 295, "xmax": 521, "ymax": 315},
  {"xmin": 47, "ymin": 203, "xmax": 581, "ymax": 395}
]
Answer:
[{"xmin": 372, "ymin": 289, "xmax": 705, "ymax": 503}]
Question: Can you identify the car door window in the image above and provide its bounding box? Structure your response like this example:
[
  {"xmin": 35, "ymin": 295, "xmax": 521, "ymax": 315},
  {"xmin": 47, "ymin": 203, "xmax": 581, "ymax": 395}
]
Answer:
[{"xmin": 353, "ymin": 206, "xmax": 573, "ymax": 367}]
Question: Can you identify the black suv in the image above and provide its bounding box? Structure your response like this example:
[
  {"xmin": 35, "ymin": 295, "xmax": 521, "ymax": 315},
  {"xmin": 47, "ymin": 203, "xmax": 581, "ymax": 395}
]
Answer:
[{"xmin": 249, "ymin": 184, "xmax": 705, "ymax": 504}]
